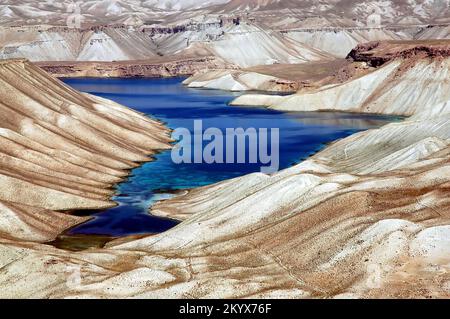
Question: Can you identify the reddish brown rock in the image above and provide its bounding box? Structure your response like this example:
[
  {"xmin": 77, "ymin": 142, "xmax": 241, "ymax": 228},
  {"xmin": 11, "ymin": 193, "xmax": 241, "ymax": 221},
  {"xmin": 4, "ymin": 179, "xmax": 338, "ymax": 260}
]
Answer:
[{"xmin": 36, "ymin": 56, "xmax": 237, "ymax": 78}]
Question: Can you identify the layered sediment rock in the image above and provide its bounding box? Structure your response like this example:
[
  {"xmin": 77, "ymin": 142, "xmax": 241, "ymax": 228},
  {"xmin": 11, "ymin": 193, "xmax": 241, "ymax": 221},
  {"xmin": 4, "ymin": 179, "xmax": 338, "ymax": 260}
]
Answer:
[
  {"xmin": 182, "ymin": 59, "xmax": 371, "ymax": 92},
  {"xmin": 231, "ymin": 40, "xmax": 450, "ymax": 116},
  {"xmin": 1, "ymin": 1, "xmax": 450, "ymax": 70},
  {"xmin": 2, "ymin": 1, "xmax": 449, "ymax": 28},
  {"xmin": 0, "ymin": 23, "xmax": 331, "ymax": 68},
  {"xmin": 348, "ymin": 40, "xmax": 450, "ymax": 66},
  {"xmin": 0, "ymin": 26, "xmax": 160, "ymax": 62},
  {"xmin": 36, "ymin": 56, "xmax": 236, "ymax": 78},
  {"xmin": 0, "ymin": 42, "xmax": 449, "ymax": 298},
  {"xmin": 284, "ymin": 27, "xmax": 412, "ymax": 58},
  {"xmin": 183, "ymin": 69, "xmax": 299, "ymax": 92},
  {"xmin": 0, "ymin": 59, "xmax": 171, "ymax": 242}
]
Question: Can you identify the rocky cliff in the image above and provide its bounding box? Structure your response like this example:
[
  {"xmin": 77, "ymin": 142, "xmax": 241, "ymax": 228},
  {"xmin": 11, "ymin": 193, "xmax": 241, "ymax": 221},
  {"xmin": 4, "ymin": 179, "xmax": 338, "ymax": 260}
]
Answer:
[
  {"xmin": 1, "ymin": 1, "xmax": 449, "ymax": 67},
  {"xmin": 37, "ymin": 55, "xmax": 236, "ymax": 78}
]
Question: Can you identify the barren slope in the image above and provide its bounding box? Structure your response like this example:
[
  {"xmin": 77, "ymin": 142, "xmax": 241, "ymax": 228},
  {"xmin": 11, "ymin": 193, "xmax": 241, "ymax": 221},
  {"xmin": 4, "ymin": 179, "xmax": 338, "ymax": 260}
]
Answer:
[
  {"xmin": 2, "ymin": 1, "xmax": 449, "ymax": 66},
  {"xmin": 36, "ymin": 55, "xmax": 236, "ymax": 78},
  {"xmin": 0, "ymin": 59, "xmax": 171, "ymax": 242},
  {"xmin": 0, "ymin": 22, "xmax": 332, "ymax": 67},
  {"xmin": 182, "ymin": 58, "xmax": 370, "ymax": 92},
  {"xmin": 1, "ymin": 1, "xmax": 449, "ymax": 27},
  {"xmin": 0, "ymin": 26, "xmax": 159, "ymax": 62},
  {"xmin": 0, "ymin": 42, "xmax": 449, "ymax": 298},
  {"xmin": 232, "ymin": 40, "xmax": 450, "ymax": 116}
]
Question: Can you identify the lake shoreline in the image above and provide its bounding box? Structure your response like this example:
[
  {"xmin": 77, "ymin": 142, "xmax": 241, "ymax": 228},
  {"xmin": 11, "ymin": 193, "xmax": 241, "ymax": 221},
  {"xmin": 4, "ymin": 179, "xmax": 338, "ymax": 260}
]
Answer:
[{"xmin": 52, "ymin": 77, "xmax": 398, "ymax": 249}]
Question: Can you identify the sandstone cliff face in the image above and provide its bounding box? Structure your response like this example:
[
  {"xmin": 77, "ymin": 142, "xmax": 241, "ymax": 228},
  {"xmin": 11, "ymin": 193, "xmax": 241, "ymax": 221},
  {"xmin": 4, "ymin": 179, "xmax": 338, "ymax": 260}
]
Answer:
[
  {"xmin": 231, "ymin": 40, "xmax": 450, "ymax": 116},
  {"xmin": 1, "ymin": 1, "xmax": 449, "ymax": 27},
  {"xmin": 1, "ymin": 1, "xmax": 449, "ymax": 73},
  {"xmin": 0, "ymin": 59, "xmax": 171, "ymax": 242},
  {"xmin": 36, "ymin": 56, "xmax": 236, "ymax": 78},
  {"xmin": 182, "ymin": 59, "xmax": 371, "ymax": 92},
  {"xmin": 0, "ymin": 27, "xmax": 160, "ymax": 62}
]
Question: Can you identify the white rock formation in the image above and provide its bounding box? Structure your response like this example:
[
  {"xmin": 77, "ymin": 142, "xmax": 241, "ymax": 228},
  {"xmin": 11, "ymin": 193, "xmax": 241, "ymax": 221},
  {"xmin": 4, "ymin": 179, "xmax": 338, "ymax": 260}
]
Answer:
[
  {"xmin": 183, "ymin": 69, "xmax": 298, "ymax": 92},
  {"xmin": 0, "ymin": 59, "xmax": 171, "ymax": 242},
  {"xmin": 0, "ymin": 42, "xmax": 449, "ymax": 298},
  {"xmin": 285, "ymin": 28, "xmax": 412, "ymax": 58},
  {"xmin": 231, "ymin": 51, "xmax": 450, "ymax": 116}
]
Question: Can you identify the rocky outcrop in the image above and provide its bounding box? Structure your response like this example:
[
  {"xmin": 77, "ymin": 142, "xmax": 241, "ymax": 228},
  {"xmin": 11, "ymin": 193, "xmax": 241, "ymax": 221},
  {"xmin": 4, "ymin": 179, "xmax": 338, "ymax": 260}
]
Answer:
[
  {"xmin": 183, "ymin": 59, "xmax": 372, "ymax": 93},
  {"xmin": 0, "ymin": 59, "xmax": 171, "ymax": 242},
  {"xmin": 183, "ymin": 69, "xmax": 299, "ymax": 92},
  {"xmin": 0, "ymin": 26, "xmax": 160, "ymax": 62},
  {"xmin": 231, "ymin": 40, "xmax": 450, "ymax": 116},
  {"xmin": 348, "ymin": 40, "xmax": 450, "ymax": 66},
  {"xmin": 284, "ymin": 27, "xmax": 412, "ymax": 58},
  {"xmin": 37, "ymin": 56, "xmax": 236, "ymax": 78}
]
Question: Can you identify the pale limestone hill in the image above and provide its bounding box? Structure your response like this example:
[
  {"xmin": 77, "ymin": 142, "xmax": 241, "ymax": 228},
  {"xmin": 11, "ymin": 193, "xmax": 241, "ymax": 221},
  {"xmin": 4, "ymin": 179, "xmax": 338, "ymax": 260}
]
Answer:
[{"xmin": 0, "ymin": 59, "xmax": 171, "ymax": 242}]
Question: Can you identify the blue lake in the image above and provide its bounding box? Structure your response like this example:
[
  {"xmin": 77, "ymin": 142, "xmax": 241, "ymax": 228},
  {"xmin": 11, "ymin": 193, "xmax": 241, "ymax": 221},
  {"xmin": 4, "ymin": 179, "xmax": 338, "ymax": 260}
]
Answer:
[{"xmin": 62, "ymin": 77, "xmax": 397, "ymax": 238}]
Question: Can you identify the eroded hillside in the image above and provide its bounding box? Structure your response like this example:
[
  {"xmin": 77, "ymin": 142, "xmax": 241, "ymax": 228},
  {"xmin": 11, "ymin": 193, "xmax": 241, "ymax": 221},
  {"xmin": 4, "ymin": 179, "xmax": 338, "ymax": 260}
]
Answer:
[
  {"xmin": 0, "ymin": 59, "xmax": 171, "ymax": 242},
  {"xmin": 232, "ymin": 40, "xmax": 450, "ymax": 115},
  {"xmin": 1, "ymin": 1, "xmax": 449, "ymax": 68},
  {"xmin": 0, "ymin": 42, "xmax": 448, "ymax": 298}
]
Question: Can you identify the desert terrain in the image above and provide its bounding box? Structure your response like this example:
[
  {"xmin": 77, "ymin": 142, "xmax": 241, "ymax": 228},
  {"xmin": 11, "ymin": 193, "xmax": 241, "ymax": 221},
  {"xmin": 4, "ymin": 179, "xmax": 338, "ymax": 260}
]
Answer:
[
  {"xmin": 1, "ymin": 1, "xmax": 449, "ymax": 76},
  {"xmin": 0, "ymin": 0, "xmax": 449, "ymax": 299}
]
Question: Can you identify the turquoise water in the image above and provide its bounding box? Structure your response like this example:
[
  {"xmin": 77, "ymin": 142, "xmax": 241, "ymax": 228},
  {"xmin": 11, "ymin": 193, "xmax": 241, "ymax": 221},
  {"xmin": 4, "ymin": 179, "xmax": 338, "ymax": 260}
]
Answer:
[{"xmin": 62, "ymin": 77, "xmax": 397, "ymax": 237}]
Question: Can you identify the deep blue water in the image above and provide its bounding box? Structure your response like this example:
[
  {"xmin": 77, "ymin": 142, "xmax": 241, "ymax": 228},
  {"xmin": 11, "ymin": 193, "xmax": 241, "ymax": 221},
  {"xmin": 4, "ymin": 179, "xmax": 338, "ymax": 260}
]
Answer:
[{"xmin": 62, "ymin": 77, "xmax": 397, "ymax": 237}]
